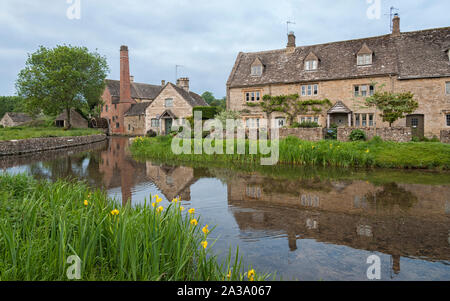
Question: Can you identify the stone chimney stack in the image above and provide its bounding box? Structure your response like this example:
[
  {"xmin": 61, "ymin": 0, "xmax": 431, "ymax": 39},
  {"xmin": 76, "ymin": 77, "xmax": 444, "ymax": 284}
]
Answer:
[
  {"xmin": 161, "ymin": 80, "xmax": 166, "ymax": 86},
  {"xmin": 392, "ymin": 14, "xmax": 400, "ymax": 36},
  {"xmin": 120, "ymin": 45, "xmax": 132, "ymax": 103},
  {"xmin": 176, "ymin": 77, "xmax": 190, "ymax": 92},
  {"xmin": 286, "ymin": 31, "xmax": 296, "ymax": 52}
]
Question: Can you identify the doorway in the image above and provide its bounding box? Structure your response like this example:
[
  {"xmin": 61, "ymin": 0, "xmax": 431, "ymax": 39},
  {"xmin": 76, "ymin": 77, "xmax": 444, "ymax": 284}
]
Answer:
[
  {"xmin": 164, "ymin": 118, "xmax": 173, "ymax": 135},
  {"xmin": 406, "ymin": 114, "xmax": 424, "ymax": 139}
]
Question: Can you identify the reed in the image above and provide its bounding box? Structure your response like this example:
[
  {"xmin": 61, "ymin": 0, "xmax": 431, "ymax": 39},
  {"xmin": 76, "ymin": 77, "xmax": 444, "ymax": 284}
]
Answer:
[{"xmin": 0, "ymin": 173, "xmax": 267, "ymax": 281}]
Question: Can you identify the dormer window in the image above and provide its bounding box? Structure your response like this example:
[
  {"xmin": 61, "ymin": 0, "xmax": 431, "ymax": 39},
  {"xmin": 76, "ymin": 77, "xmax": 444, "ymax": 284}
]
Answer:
[
  {"xmin": 250, "ymin": 57, "xmax": 264, "ymax": 76},
  {"xmin": 357, "ymin": 43, "xmax": 373, "ymax": 66},
  {"xmin": 304, "ymin": 52, "xmax": 319, "ymax": 71}
]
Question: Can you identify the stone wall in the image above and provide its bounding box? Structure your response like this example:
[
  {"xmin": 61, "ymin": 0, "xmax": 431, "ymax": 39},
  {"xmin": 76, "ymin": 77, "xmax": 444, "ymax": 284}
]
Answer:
[
  {"xmin": 441, "ymin": 129, "xmax": 450, "ymax": 144},
  {"xmin": 124, "ymin": 115, "xmax": 146, "ymax": 136},
  {"xmin": 279, "ymin": 128, "xmax": 324, "ymax": 141},
  {"xmin": 0, "ymin": 134, "xmax": 107, "ymax": 156},
  {"xmin": 337, "ymin": 127, "xmax": 412, "ymax": 142}
]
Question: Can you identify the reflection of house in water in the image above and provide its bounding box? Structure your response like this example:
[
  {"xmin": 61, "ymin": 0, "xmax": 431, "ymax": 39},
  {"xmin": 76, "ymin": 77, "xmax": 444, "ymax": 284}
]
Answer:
[
  {"xmin": 98, "ymin": 138, "xmax": 148, "ymax": 205},
  {"xmin": 227, "ymin": 173, "xmax": 450, "ymax": 276},
  {"xmin": 145, "ymin": 162, "xmax": 197, "ymax": 202}
]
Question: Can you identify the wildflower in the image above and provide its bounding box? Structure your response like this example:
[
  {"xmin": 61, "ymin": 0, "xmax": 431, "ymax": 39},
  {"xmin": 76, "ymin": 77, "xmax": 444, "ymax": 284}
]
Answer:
[
  {"xmin": 190, "ymin": 219, "xmax": 198, "ymax": 226},
  {"xmin": 152, "ymin": 202, "xmax": 156, "ymax": 208},
  {"xmin": 84, "ymin": 200, "xmax": 88, "ymax": 206},
  {"xmin": 110, "ymin": 209, "xmax": 119, "ymax": 216},
  {"xmin": 172, "ymin": 197, "xmax": 179, "ymax": 203},
  {"xmin": 180, "ymin": 206, "xmax": 185, "ymax": 212},
  {"xmin": 366, "ymin": 149, "xmax": 370, "ymax": 153},
  {"xmin": 201, "ymin": 240, "xmax": 208, "ymax": 249},
  {"xmin": 248, "ymin": 269, "xmax": 255, "ymax": 281},
  {"xmin": 202, "ymin": 225, "xmax": 210, "ymax": 235},
  {"xmin": 312, "ymin": 145, "xmax": 315, "ymax": 149},
  {"xmin": 152, "ymin": 195, "xmax": 160, "ymax": 200},
  {"xmin": 188, "ymin": 208, "xmax": 195, "ymax": 215},
  {"xmin": 157, "ymin": 206, "xmax": 164, "ymax": 213},
  {"xmin": 227, "ymin": 270, "xmax": 232, "ymax": 279}
]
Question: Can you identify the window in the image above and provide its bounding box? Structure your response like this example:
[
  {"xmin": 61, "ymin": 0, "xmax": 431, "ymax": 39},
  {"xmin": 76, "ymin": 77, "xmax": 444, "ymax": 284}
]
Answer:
[
  {"xmin": 446, "ymin": 82, "xmax": 450, "ymax": 95},
  {"xmin": 354, "ymin": 85, "xmax": 374, "ymax": 97},
  {"xmin": 105, "ymin": 105, "xmax": 108, "ymax": 112},
  {"xmin": 362, "ymin": 114, "xmax": 367, "ymax": 127},
  {"xmin": 251, "ymin": 65, "xmax": 263, "ymax": 76},
  {"xmin": 305, "ymin": 60, "xmax": 318, "ymax": 71},
  {"xmin": 357, "ymin": 54, "xmax": 372, "ymax": 65},
  {"xmin": 245, "ymin": 91, "xmax": 261, "ymax": 102},
  {"xmin": 355, "ymin": 114, "xmax": 360, "ymax": 127},
  {"xmin": 115, "ymin": 122, "xmax": 119, "ymax": 129},
  {"xmin": 246, "ymin": 118, "xmax": 260, "ymax": 129},
  {"xmin": 369, "ymin": 114, "xmax": 374, "ymax": 126},
  {"xmin": 299, "ymin": 116, "xmax": 319, "ymax": 124},
  {"xmin": 128, "ymin": 124, "xmax": 131, "ymax": 131},
  {"xmin": 447, "ymin": 114, "xmax": 450, "ymax": 126},
  {"xmin": 301, "ymin": 84, "xmax": 319, "ymax": 96},
  {"xmin": 274, "ymin": 117, "xmax": 286, "ymax": 128},
  {"xmin": 411, "ymin": 118, "xmax": 419, "ymax": 127},
  {"xmin": 114, "ymin": 104, "xmax": 117, "ymax": 110},
  {"xmin": 151, "ymin": 119, "xmax": 160, "ymax": 127},
  {"xmin": 165, "ymin": 98, "xmax": 173, "ymax": 107}
]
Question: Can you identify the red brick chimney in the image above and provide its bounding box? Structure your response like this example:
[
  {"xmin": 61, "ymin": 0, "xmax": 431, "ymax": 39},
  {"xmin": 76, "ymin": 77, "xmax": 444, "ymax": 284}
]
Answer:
[
  {"xmin": 392, "ymin": 14, "xmax": 400, "ymax": 36},
  {"xmin": 120, "ymin": 45, "xmax": 132, "ymax": 103}
]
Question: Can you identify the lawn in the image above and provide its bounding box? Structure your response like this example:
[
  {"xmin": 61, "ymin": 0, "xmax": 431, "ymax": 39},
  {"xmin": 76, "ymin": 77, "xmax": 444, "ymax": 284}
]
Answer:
[
  {"xmin": 0, "ymin": 173, "xmax": 265, "ymax": 281},
  {"xmin": 130, "ymin": 136, "xmax": 450, "ymax": 170},
  {"xmin": 0, "ymin": 126, "xmax": 102, "ymax": 141}
]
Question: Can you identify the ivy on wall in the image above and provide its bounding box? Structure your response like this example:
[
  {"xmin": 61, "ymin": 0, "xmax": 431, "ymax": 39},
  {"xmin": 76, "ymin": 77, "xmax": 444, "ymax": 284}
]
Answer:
[{"xmin": 246, "ymin": 94, "xmax": 332, "ymax": 124}]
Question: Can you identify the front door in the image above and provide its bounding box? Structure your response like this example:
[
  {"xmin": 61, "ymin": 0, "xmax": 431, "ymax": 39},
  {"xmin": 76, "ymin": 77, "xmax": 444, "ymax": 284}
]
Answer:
[
  {"xmin": 406, "ymin": 114, "xmax": 424, "ymax": 139},
  {"xmin": 331, "ymin": 114, "xmax": 348, "ymax": 127},
  {"xmin": 164, "ymin": 118, "xmax": 173, "ymax": 135}
]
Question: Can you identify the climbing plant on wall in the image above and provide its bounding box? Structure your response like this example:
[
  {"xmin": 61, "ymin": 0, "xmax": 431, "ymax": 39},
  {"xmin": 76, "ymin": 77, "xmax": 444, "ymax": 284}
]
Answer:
[{"xmin": 251, "ymin": 94, "xmax": 332, "ymax": 124}]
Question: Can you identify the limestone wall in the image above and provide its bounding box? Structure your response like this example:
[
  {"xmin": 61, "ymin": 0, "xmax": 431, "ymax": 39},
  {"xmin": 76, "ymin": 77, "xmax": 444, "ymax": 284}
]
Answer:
[
  {"xmin": 337, "ymin": 127, "xmax": 412, "ymax": 142},
  {"xmin": 279, "ymin": 128, "xmax": 324, "ymax": 141},
  {"xmin": 441, "ymin": 129, "xmax": 450, "ymax": 143}
]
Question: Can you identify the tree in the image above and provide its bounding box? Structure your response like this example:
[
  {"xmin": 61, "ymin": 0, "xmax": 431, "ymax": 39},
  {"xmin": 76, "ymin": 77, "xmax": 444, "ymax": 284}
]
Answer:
[
  {"xmin": 201, "ymin": 92, "xmax": 226, "ymax": 111},
  {"xmin": 365, "ymin": 90, "xmax": 418, "ymax": 127},
  {"xmin": 0, "ymin": 96, "xmax": 25, "ymax": 119},
  {"xmin": 16, "ymin": 45, "xmax": 109, "ymax": 128}
]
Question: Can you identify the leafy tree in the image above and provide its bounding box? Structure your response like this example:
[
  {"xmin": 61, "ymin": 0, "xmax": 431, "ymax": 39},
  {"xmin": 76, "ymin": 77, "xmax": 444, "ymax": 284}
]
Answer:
[
  {"xmin": 0, "ymin": 96, "xmax": 25, "ymax": 119},
  {"xmin": 365, "ymin": 90, "xmax": 418, "ymax": 127},
  {"xmin": 16, "ymin": 45, "xmax": 109, "ymax": 128},
  {"xmin": 201, "ymin": 92, "xmax": 226, "ymax": 111}
]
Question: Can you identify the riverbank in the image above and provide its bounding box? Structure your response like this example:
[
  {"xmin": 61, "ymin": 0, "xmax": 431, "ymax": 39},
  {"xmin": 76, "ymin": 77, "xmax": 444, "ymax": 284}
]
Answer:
[
  {"xmin": 0, "ymin": 126, "xmax": 103, "ymax": 141},
  {"xmin": 0, "ymin": 173, "xmax": 265, "ymax": 281},
  {"xmin": 0, "ymin": 133, "xmax": 107, "ymax": 156},
  {"xmin": 130, "ymin": 136, "xmax": 450, "ymax": 170}
]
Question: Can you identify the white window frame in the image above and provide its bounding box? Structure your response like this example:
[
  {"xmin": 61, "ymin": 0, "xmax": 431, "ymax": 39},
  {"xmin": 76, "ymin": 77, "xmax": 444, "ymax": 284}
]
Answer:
[
  {"xmin": 165, "ymin": 98, "xmax": 173, "ymax": 107},
  {"xmin": 151, "ymin": 118, "xmax": 160, "ymax": 127},
  {"xmin": 357, "ymin": 54, "xmax": 372, "ymax": 66},
  {"xmin": 301, "ymin": 84, "xmax": 319, "ymax": 96},
  {"xmin": 274, "ymin": 117, "xmax": 286, "ymax": 128},
  {"xmin": 446, "ymin": 82, "xmax": 450, "ymax": 95},
  {"xmin": 251, "ymin": 65, "xmax": 263, "ymax": 76},
  {"xmin": 305, "ymin": 60, "xmax": 318, "ymax": 71}
]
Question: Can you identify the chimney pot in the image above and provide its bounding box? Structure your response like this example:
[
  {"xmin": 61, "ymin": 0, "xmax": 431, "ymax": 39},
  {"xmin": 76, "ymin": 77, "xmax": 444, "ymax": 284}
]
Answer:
[
  {"xmin": 161, "ymin": 80, "xmax": 166, "ymax": 86},
  {"xmin": 286, "ymin": 32, "xmax": 296, "ymax": 52},
  {"xmin": 392, "ymin": 14, "xmax": 400, "ymax": 36},
  {"xmin": 177, "ymin": 77, "xmax": 190, "ymax": 92}
]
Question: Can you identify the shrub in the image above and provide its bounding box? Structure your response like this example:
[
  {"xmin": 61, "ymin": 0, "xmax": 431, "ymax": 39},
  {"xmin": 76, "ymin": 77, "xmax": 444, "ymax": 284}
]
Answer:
[
  {"xmin": 325, "ymin": 128, "xmax": 337, "ymax": 140},
  {"xmin": 146, "ymin": 129, "xmax": 157, "ymax": 137},
  {"xmin": 298, "ymin": 121, "xmax": 320, "ymax": 128},
  {"xmin": 215, "ymin": 110, "xmax": 242, "ymax": 127},
  {"xmin": 349, "ymin": 129, "xmax": 367, "ymax": 141},
  {"xmin": 369, "ymin": 136, "xmax": 384, "ymax": 144},
  {"xmin": 193, "ymin": 106, "xmax": 218, "ymax": 120}
]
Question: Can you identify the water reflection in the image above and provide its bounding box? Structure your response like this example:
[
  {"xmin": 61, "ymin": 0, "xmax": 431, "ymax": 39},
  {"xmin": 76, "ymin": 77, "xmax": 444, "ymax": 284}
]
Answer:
[{"xmin": 1, "ymin": 137, "xmax": 449, "ymax": 280}]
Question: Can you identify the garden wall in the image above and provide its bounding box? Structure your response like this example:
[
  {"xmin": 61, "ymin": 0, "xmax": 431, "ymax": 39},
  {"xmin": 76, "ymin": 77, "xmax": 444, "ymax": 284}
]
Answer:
[
  {"xmin": 337, "ymin": 127, "xmax": 412, "ymax": 142},
  {"xmin": 441, "ymin": 129, "xmax": 450, "ymax": 144},
  {"xmin": 0, "ymin": 134, "xmax": 107, "ymax": 156},
  {"xmin": 279, "ymin": 128, "xmax": 324, "ymax": 141}
]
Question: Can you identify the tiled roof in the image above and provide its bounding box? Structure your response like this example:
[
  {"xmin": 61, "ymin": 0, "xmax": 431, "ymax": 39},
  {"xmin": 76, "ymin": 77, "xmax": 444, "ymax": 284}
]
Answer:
[
  {"xmin": 227, "ymin": 27, "xmax": 450, "ymax": 88},
  {"xmin": 168, "ymin": 83, "xmax": 209, "ymax": 107},
  {"xmin": 105, "ymin": 80, "xmax": 163, "ymax": 102},
  {"xmin": 3, "ymin": 112, "xmax": 33, "ymax": 123},
  {"xmin": 124, "ymin": 102, "xmax": 151, "ymax": 116}
]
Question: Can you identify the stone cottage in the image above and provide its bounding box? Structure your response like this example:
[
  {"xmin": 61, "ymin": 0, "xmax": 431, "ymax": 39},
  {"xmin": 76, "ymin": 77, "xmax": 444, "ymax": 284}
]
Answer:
[
  {"xmin": 0, "ymin": 112, "xmax": 33, "ymax": 127},
  {"xmin": 55, "ymin": 109, "xmax": 88, "ymax": 128},
  {"xmin": 100, "ymin": 46, "xmax": 207, "ymax": 136},
  {"xmin": 226, "ymin": 15, "xmax": 450, "ymax": 139}
]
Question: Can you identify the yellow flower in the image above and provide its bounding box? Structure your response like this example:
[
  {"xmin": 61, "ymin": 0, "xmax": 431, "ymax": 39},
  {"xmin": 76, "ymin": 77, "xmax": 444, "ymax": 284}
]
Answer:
[
  {"xmin": 201, "ymin": 240, "xmax": 208, "ymax": 249},
  {"xmin": 366, "ymin": 149, "xmax": 370, "ymax": 153},
  {"xmin": 227, "ymin": 270, "xmax": 232, "ymax": 279},
  {"xmin": 84, "ymin": 200, "xmax": 88, "ymax": 206},
  {"xmin": 249, "ymin": 276, "xmax": 255, "ymax": 282},
  {"xmin": 312, "ymin": 145, "xmax": 315, "ymax": 149},
  {"xmin": 188, "ymin": 208, "xmax": 195, "ymax": 215},
  {"xmin": 248, "ymin": 269, "xmax": 255, "ymax": 281},
  {"xmin": 202, "ymin": 225, "xmax": 210, "ymax": 235},
  {"xmin": 180, "ymin": 206, "xmax": 185, "ymax": 212},
  {"xmin": 156, "ymin": 197, "xmax": 162, "ymax": 203},
  {"xmin": 157, "ymin": 206, "xmax": 164, "ymax": 213},
  {"xmin": 152, "ymin": 195, "xmax": 160, "ymax": 200},
  {"xmin": 152, "ymin": 202, "xmax": 156, "ymax": 208},
  {"xmin": 110, "ymin": 209, "xmax": 119, "ymax": 216},
  {"xmin": 190, "ymin": 219, "xmax": 198, "ymax": 226}
]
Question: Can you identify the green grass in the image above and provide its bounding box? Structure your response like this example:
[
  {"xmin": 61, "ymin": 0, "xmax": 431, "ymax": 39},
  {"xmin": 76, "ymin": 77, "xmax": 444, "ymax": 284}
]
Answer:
[
  {"xmin": 0, "ymin": 173, "xmax": 266, "ymax": 281},
  {"xmin": 0, "ymin": 126, "xmax": 102, "ymax": 141},
  {"xmin": 130, "ymin": 136, "xmax": 450, "ymax": 170}
]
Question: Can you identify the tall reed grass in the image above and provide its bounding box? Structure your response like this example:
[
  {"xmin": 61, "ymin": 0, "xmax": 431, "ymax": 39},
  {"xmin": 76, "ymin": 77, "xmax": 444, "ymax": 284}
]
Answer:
[{"xmin": 0, "ymin": 173, "xmax": 266, "ymax": 281}]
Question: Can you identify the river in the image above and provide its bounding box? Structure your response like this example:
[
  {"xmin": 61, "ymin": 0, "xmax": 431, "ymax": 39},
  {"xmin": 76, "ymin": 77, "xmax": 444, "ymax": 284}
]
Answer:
[{"xmin": 1, "ymin": 137, "xmax": 449, "ymax": 281}]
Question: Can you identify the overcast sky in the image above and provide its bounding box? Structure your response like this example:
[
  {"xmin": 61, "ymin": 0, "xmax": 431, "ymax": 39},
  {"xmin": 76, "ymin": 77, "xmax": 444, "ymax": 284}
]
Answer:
[{"xmin": 0, "ymin": 0, "xmax": 449, "ymax": 98}]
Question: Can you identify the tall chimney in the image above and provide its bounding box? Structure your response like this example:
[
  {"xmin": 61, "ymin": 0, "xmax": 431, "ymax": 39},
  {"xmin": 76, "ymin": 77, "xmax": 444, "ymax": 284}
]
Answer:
[
  {"xmin": 177, "ymin": 77, "xmax": 190, "ymax": 92},
  {"xmin": 286, "ymin": 31, "xmax": 296, "ymax": 52},
  {"xmin": 392, "ymin": 14, "xmax": 400, "ymax": 36},
  {"xmin": 161, "ymin": 80, "xmax": 166, "ymax": 86},
  {"xmin": 120, "ymin": 45, "xmax": 132, "ymax": 103}
]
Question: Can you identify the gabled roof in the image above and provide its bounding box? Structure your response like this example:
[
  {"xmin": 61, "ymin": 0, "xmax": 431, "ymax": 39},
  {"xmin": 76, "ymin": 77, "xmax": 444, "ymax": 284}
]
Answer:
[
  {"xmin": 2, "ymin": 112, "xmax": 33, "ymax": 123},
  {"xmin": 124, "ymin": 102, "xmax": 151, "ymax": 116},
  {"xmin": 105, "ymin": 80, "xmax": 163, "ymax": 103},
  {"xmin": 305, "ymin": 52, "xmax": 319, "ymax": 61},
  {"xmin": 159, "ymin": 109, "xmax": 177, "ymax": 119},
  {"xmin": 165, "ymin": 83, "xmax": 209, "ymax": 107},
  {"xmin": 55, "ymin": 109, "xmax": 87, "ymax": 121},
  {"xmin": 227, "ymin": 27, "xmax": 450, "ymax": 88},
  {"xmin": 327, "ymin": 101, "xmax": 352, "ymax": 114},
  {"xmin": 357, "ymin": 43, "xmax": 373, "ymax": 55}
]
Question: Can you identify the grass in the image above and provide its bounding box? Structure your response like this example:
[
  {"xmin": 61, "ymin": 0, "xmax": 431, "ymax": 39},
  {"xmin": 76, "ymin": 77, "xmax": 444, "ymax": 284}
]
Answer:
[
  {"xmin": 0, "ymin": 173, "xmax": 266, "ymax": 281},
  {"xmin": 130, "ymin": 136, "xmax": 450, "ymax": 170},
  {"xmin": 0, "ymin": 126, "xmax": 102, "ymax": 141}
]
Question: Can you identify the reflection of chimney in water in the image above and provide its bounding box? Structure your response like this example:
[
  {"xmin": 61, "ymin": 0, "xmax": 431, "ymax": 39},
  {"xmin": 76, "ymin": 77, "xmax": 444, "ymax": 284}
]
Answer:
[
  {"xmin": 288, "ymin": 231, "xmax": 297, "ymax": 251},
  {"xmin": 392, "ymin": 255, "xmax": 401, "ymax": 275}
]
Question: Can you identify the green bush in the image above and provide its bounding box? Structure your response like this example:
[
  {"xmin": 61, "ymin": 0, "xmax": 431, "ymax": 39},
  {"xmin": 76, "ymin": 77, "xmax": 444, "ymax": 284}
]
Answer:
[
  {"xmin": 293, "ymin": 121, "xmax": 320, "ymax": 128},
  {"xmin": 369, "ymin": 136, "xmax": 384, "ymax": 144},
  {"xmin": 193, "ymin": 106, "xmax": 218, "ymax": 120},
  {"xmin": 349, "ymin": 129, "xmax": 367, "ymax": 141}
]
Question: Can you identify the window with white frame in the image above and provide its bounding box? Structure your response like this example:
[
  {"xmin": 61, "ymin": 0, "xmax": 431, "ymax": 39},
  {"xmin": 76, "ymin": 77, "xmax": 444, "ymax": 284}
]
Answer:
[
  {"xmin": 165, "ymin": 98, "xmax": 173, "ymax": 107},
  {"xmin": 245, "ymin": 91, "xmax": 261, "ymax": 102},
  {"xmin": 305, "ymin": 60, "xmax": 318, "ymax": 71},
  {"xmin": 354, "ymin": 85, "xmax": 374, "ymax": 97},
  {"xmin": 357, "ymin": 54, "xmax": 372, "ymax": 66},
  {"xmin": 246, "ymin": 118, "xmax": 260, "ymax": 129},
  {"xmin": 446, "ymin": 82, "xmax": 450, "ymax": 95},
  {"xmin": 274, "ymin": 117, "xmax": 286, "ymax": 128},
  {"xmin": 299, "ymin": 116, "xmax": 319, "ymax": 124},
  {"xmin": 251, "ymin": 65, "xmax": 263, "ymax": 76},
  {"xmin": 151, "ymin": 119, "xmax": 160, "ymax": 127},
  {"xmin": 301, "ymin": 84, "xmax": 319, "ymax": 96}
]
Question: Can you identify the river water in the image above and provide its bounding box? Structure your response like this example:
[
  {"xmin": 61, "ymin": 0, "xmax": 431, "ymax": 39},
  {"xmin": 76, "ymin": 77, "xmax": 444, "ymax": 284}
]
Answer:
[{"xmin": 1, "ymin": 137, "xmax": 449, "ymax": 281}]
